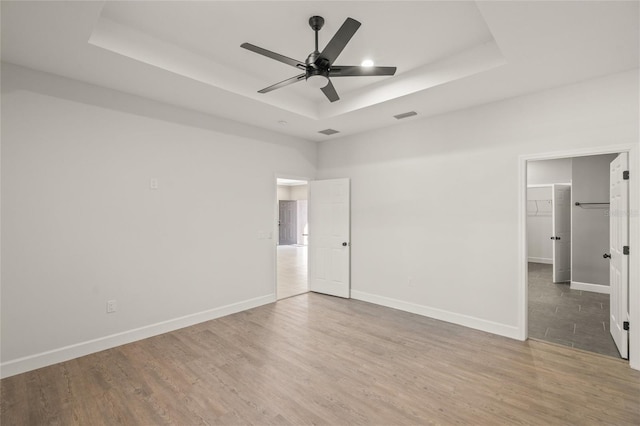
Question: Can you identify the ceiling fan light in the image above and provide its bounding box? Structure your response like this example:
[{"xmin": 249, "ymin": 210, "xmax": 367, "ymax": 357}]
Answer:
[
  {"xmin": 361, "ymin": 59, "xmax": 374, "ymax": 67},
  {"xmin": 307, "ymin": 74, "xmax": 329, "ymax": 89}
]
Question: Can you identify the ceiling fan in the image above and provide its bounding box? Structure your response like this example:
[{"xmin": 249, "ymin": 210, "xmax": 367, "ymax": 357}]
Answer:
[{"xmin": 241, "ymin": 16, "xmax": 397, "ymax": 102}]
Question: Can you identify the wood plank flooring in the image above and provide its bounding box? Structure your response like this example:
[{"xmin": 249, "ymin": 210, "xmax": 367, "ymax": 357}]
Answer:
[
  {"xmin": 277, "ymin": 245, "xmax": 308, "ymax": 300},
  {"xmin": 2, "ymin": 293, "xmax": 639, "ymax": 425}
]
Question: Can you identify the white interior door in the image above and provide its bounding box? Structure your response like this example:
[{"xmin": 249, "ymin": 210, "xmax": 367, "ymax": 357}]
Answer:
[
  {"xmin": 552, "ymin": 184, "xmax": 571, "ymax": 283},
  {"xmin": 609, "ymin": 153, "xmax": 629, "ymax": 359},
  {"xmin": 308, "ymin": 178, "xmax": 350, "ymax": 298}
]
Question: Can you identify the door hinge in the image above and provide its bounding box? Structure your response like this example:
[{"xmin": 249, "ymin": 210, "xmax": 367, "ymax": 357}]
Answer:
[
  {"xmin": 623, "ymin": 246, "xmax": 630, "ymax": 255},
  {"xmin": 623, "ymin": 170, "xmax": 629, "ymax": 180},
  {"xmin": 623, "ymin": 321, "xmax": 629, "ymax": 331}
]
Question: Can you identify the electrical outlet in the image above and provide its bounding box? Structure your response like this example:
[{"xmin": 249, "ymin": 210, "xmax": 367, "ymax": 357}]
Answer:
[
  {"xmin": 150, "ymin": 178, "xmax": 158, "ymax": 190},
  {"xmin": 107, "ymin": 300, "xmax": 117, "ymax": 313}
]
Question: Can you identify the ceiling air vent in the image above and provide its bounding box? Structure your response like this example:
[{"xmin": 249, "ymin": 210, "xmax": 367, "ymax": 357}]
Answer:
[
  {"xmin": 393, "ymin": 111, "xmax": 418, "ymax": 120},
  {"xmin": 318, "ymin": 128, "xmax": 340, "ymax": 136}
]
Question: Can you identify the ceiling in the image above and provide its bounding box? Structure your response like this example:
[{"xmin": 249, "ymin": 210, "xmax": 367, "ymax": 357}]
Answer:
[
  {"xmin": 2, "ymin": 1, "xmax": 638, "ymax": 142},
  {"xmin": 277, "ymin": 179, "xmax": 307, "ymax": 187}
]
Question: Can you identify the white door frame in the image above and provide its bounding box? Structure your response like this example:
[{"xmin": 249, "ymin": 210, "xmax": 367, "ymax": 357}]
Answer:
[
  {"xmin": 274, "ymin": 174, "xmax": 311, "ymax": 300},
  {"xmin": 518, "ymin": 144, "xmax": 639, "ymax": 370}
]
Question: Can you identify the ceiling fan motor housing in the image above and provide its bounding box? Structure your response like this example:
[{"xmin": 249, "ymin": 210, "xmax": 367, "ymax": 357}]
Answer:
[{"xmin": 306, "ymin": 52, "xmax": 330, "ymax": 72}]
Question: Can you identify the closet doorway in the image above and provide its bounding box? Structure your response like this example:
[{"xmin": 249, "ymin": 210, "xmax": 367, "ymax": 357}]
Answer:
[
  {"xmin": 526, "ymin": 154, "xmax": 626, "ymax": 358},
  {"xmin": 276, "ymin": 178, "xmax": 309, "ymax": 300}
]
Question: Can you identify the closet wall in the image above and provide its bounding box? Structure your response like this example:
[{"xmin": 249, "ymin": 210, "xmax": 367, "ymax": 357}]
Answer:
[
  {"xmin": 527, "ymin": 159, "xmax": 572, "ymax": 263},
  {"xmin": 527, "ymin": 187, "xmax": 553, "ymax": 263},
  {"xmin": 528, "ymin": 158, "xmax": 572, "ymax": 185},
  {"xmin": 572, "ymin": 154, "xmax": 617, "ymax": 286}
]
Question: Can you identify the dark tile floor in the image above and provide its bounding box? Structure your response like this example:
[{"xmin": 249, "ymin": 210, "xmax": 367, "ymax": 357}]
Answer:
[{"xmin": 528, "ymin": 262, "xmax": 621, "ymax": 358}]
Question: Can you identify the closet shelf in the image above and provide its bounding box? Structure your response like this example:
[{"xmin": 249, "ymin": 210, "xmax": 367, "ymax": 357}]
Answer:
[{"xmin": 527, "ymin": 199, "xmax": 552, "ymax": 216}]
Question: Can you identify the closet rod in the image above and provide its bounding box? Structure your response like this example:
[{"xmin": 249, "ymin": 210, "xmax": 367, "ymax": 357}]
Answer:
[{"xmin": 574, "ymin": 202, "xmax": 610, "ymax": 206}]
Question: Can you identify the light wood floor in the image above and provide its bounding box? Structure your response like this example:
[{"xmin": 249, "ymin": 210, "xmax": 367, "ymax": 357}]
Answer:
[
  {"xmin": 2, "ymin": 293, "xmax": 639, "ymax": 425},
  {"xmin": 277, "ymin": 245, "xmax": 308, "ymax": 299}
]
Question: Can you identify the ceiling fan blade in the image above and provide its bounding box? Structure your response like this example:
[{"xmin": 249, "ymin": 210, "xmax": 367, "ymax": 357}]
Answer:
[
  {"xmin": 319, "ymin": 18, "xmax": 361, "ymax": 64},
  {"xmin": 241, "ymin": 43, "xmax": 306, "ymax": 70},
  {"xmin": 258, "ymin": 74, "xmax": 306, "ymax": 94},
  {"xmin": 321, "ymin": 79, "xmax": 340, "ymax": 102},
  {"xmin": 330, "ymin": 66, "xmax": 397, "ymax": 77}
]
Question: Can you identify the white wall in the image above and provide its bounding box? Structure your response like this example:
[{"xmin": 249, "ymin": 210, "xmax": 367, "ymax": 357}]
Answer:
[
  {"xmin": 277, "ymin": 184, "xmax": 308, "ymax": 201},
  {"xmin": 289, "ymin": 184, "xmax": 308, "ymax": 201},
  {"xmin": 317, "ymin": 69, "xmax": 638, "ymax": 339},
  {"xmin": 527, "ymin": 186, "xmax": 552, "ymax": 263},
  {"xmin": 572, "ymin": 154, "xmax": 617, "ymax": 286},
  {"xmin": 3, "ymin": 63, "xmax": 639, "ymax": 374},
  {"xmin": 0, "ymin": 64, "xmax": 316, "ymax": 376},
  {"xmin": 289, "ymin": 186, "xmax": 308, "ymax": 244},
  {"xmin": 277, "ymin": 185, "xmax": 291, "ymax": 201},
  {"xmin": 297, "ymin": 200, "xmax": 308, "ymax": 245},
  {"xmin": 528, "ymin": 158, "xmax": 572, "ymax": 185}
]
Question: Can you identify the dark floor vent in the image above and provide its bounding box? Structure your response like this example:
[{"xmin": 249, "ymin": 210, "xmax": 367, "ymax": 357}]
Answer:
[
  {"xmin": 318, "ymin": 128, "xmax": 340, "ymax": 135},
  {"xmin": 393, "ymin": 111, "xmax": 418, "ymax": 120}
]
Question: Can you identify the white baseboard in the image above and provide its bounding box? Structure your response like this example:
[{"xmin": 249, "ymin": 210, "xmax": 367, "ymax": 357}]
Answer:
[
  {"xmin": 351, "ymin": 290, "xmax": 520, "ymax": 340},
  {"xmin": 570, "ymin": 281, "xmax": 610, "ymax": 294},
  {"xmin": 528, "ymin": 257, "xmax": 552, "ymax": 264},
  {"xmin": 1, "ymin": 294, "xmax": 276, "ymax": 379}
]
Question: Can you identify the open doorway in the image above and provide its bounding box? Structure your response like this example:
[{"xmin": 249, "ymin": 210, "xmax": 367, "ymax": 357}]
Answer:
[
  {"xmin": 276, "ymin": 178, "xmax": 309, "ymax": 300},
  {"xmin": 526, "ymin": 154, "xmax": 626, "ymax": 358}
]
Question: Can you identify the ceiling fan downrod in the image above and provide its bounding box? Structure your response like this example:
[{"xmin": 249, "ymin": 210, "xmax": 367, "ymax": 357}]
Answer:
[
  {"xmin": 305, "ymin": 16, "xmax": 329, "ymax": 87},
  {"xmin": 309, "ymin": 16, "xmax": 324, "ymax": 53}
]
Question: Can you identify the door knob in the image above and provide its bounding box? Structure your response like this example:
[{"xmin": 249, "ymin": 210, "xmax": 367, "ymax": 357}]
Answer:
[
  {"xmin": 342, "ymin": 242, "xmax": 348, "ymax": 247},
  {"xmin": 603, "ymin": 253, "xmax": 611, "ymax": 259}
]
